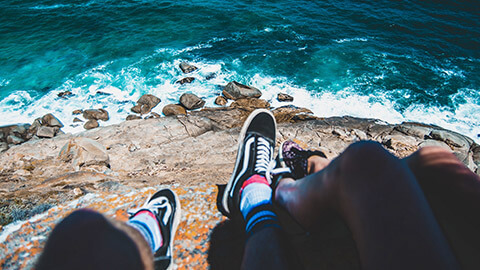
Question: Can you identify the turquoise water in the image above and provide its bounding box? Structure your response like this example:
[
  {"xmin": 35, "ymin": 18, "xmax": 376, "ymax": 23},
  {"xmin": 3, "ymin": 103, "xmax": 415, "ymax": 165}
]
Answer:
[{"xmin": 1, "ymin": 0, "xmax": 479, "ymax": 140}]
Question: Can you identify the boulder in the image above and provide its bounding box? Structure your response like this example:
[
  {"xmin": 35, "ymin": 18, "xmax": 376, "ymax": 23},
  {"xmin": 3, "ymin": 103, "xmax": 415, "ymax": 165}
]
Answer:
[
  {"xmin": 0, "ymin": 142, "xmax": 8, "ymax": 152},
  {"xmin": 180, "ymin": 93, "xmax": 205, "ymax": 110},
  {"xmin": 126, "ymin": 115, "xmax": 142, "ymax": 121},
  {"xmin": 179, "ymin": 62, "xmax": 198, "ymax": 74},
  {"xmin": 11, "ymin": 124, "xmax": 30, "ymax": 137},
  {"xmin": 59, "ymin": 137, "xmax": 110, "ymax": 169},
  {"xmin": 57, "ymin": 91, "xmax": 73, "ymax": 98},
  {"xmin": 151, "ymin": 112, "xmax": 161, "ymax": 118},
  {"xmin": 176, "ymin": 77, "xmax": 195, "ymax": 85},
  {"xmin": 215, "ymin": 96, "xmax": 227, "ymax": 106},
  {"xmin": 272, "ymin": 105, "xmax": 314, "ymax": 123},
  {"xmin": 419, "ymin": 139, "xmax": 451, "ymax": 150},
  {"xmin": 7, "ymin": 135, "xmax": 25, "ymax": 145},
  {"xmin": 42, "ymin": 113, "xmax": 64, "ymax": 128},
  {"xmin": 429, "ymin": 130, "xmax": 470, "ymax": 149},
  {"xmin": 27, "ymin": 118, "xmax": 42, "ymax": 139},
  {"xmin": 230, "ymin": 98, "xmax": 270, "ymax": 110},
  {"xmin": 163, "ymin": 104, "xmax": 187, "ymax": 116},
  {"xmin": 36, "ymin": 126, "xmax": 57, "ymax": 138},
  {"xmin": 277, "ymin": 93, "xmax": 294, "ymax": 102},
  {"xmin": 73, "ymin": 117, "xmax": 83, "ymax": 123},
  {"xmin": 83, "ymin": 109, "xmax": 109, "ymax": 121},
  {"xmin": 84, "ymin": 120, "xmax": 99, "ymax": 130},
  {"xmin": 72, "ymin": 109, "xmax": 83, "ymax": 115},
  {"xmin": 132, "ymin": 94, "xmax": 161, "ymax": 115},
  {"xmin": 222, "ymin": 81, "xmax": 262, "ymax": 100}
]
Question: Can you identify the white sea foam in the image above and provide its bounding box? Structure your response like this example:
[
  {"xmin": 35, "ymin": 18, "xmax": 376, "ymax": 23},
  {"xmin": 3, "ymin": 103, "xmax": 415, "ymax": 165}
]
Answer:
[
  {"xmin": 334, "ymin": 37, "xmax": 369, "ymax": 43},
  {"xmin": 0, "ymin": 50, "xmax": 478, "ymax": 143}
]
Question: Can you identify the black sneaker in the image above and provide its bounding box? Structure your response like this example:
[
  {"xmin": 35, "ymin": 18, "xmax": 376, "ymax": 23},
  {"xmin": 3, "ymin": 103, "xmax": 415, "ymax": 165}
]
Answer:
[
  {"xmin": 132, "ymin": 189, "xmax": 181, "ymax": 270},
  {"xmin": 219, "ymin": 109, "xmax": 277, "ymax": 218}
]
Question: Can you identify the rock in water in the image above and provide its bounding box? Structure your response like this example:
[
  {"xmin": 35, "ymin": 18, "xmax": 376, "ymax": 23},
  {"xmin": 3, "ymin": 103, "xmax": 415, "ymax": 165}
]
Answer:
[
  {"xmin": 214, "ymin": 96, "xmax": 227, "ymax": 106},
  {"xmin": 176, "ymin": 77, "xmax": 195, "ymax": 85},
  {"xmin": 163, "ymin": 104, "xmax": 187, "ymax": 116},
  {"xmin": 277, "ymin": 93, "xmax": 294, "ymax": 102},
  {"xmin": 42, "ymin": 113, "xmax": 64, "ymax": 128},
  {"xmin": 36, "ymin": 126, "xmax": 57, "ymax": 138},
  {"xmin": 179, "ymin": 62, "xmax": 198, "ymax": 74},
  {"xmin": 59, "ymin": 137, "xmax": 110, "ymax": 169},
  {"xmin": 222, "ymin": 81, "xmax": 262, "ymax": 100},
  {"xmin": 132, "ymin": 94, "xmax": 161, "ymax": 115},
  {"xmin": 57, "ymin": 91, "xmax": 73, "ymax": 98},
  {"xmin": 73, "ymin": 117, "xmax": 83, "ymax": 123},
  {"xmin": 180, "ymin": 93, "xmax": 205, "ymax": 110},
  {"xmin": 83, "ymin": 109, "xmax": 109, "ymax": 121},
  {"xmin": 72, "ymin": 109, "xmax": 83, "ymax": 115},
  {"xmin": 230, "ymin": 98, "xmax": 270, "ymax": 110},
  {"xmin": 126, "ymin": 114, "xmax": 142, "ymax": 121},
  {"xmin": 84, "ymin": 120, "xmax": 99, "ymax": 130}
]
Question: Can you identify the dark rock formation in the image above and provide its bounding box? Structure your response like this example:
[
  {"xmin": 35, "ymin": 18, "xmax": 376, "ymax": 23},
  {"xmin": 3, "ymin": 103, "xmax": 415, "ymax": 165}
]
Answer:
[
  {"xmin": 180, "ymin": 93, "xmax": 205, "ymax": 110},
  {"xmin": 57, "ymin": 91, "xmax": 73, "ymax": 98},
  {"xmin": 73, "ymin": 117, "xmax": 83, "ymax": 123},
  {"xmin": 179, "ymin": 62, "xmax": 198, "ymax": 74},
  {"xmin": 176, "ymin": 77, "xmax": 195, "ymax": 85},
  {"xmin": 72, "ymin": 109, "xmax": 83, "ymax": 115},
  {"xmin": 222, "ymin": 81, "xmax": 262, "ymax": 100},
  {"xmin": 277, "ymin": 93, "xmax": 294, "ymax": 102}
]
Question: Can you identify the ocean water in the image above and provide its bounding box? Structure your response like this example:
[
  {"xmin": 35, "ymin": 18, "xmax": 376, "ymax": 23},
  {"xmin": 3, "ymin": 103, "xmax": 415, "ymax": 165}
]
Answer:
[{"xmin": 1, "ymin": 0, "xmax": 479, "ymax": 141}]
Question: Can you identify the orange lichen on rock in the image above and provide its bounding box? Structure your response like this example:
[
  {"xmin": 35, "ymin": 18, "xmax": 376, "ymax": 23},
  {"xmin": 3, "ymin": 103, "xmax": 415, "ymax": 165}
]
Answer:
[{"xmin": 0, "ymin": 183, "xmax": 223, "ymax": 269}]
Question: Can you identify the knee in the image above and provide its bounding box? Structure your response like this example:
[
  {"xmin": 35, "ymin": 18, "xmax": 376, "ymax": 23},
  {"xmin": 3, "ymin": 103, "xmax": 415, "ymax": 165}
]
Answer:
[{"xmin": 337, "ymin": 141, "xmax": 399, "ymax": 181}]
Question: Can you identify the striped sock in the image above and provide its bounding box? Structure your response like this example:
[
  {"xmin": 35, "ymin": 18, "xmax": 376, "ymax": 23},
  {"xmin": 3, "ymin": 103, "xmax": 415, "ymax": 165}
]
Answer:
[
  {"xmin": 127, "ymin": 210, "xmax": 163, "ymax": 251},
  {"xmin": 240, "ymin": 175, "xmax": 280, "ymax": 236}
]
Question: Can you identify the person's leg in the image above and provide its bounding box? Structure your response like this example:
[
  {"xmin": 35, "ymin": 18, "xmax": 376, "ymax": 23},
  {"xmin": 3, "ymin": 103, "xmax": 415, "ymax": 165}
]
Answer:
[
  {"xmin": 220, "ymin": 110, "xmax": 297, "ymax": 270},
  {"xmin": 275, "ymin": 141, "xmax": 459, "ymax": 269},
  {"xmin": 405, "ymin": 147, "xmax": 480, "ymax": 268},
  {"xmin": 36, "ymin": 209, "xmax": 153, "ymax": 270}
]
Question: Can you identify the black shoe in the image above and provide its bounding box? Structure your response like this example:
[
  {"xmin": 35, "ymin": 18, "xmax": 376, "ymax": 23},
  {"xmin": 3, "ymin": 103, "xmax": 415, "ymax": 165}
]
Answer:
[
  {"xmin": 131, "ymin": 189, "xmax": 181, "ymax": 270},
  {"xmin": 219, "ymin": 109, "xmax": 277, "ymax": 218}
]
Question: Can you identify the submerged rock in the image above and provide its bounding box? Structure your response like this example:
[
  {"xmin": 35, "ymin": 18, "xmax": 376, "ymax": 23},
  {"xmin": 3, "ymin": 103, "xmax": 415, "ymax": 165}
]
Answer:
[
  {"xmin": 57, "ymin": 91, "xmax": 73, "ymax": 98},
  {"xmin": 179, "ymin": 62, "xmax": 198, "ymax": 74},
  {"xmin": 83, "ymin": 109, "xmax": 109, "ymax": 121},
  {"xmin": 277, "ymin": 93, "xmax": 294, "ymax": 102},
  {"xmin": 222, "ymin": 81, "xmax": 262, "ymax": 100},
  {"xmin": 176, "ymin": 77, "xmax": 195, "ymax": 85},
  {"xmin": 180, "ymin": 93, "xmax": 205, "ymax": 110},
  {"xmin": 163, "ymin": 104, "xmax": 187, "ymax": 116},
  {"xmin": 72, "ymin": 109, "xmax": 83, "ymax": 115},
  {"xmin": 73, "ymin": 117, "xmax": 83, "ymax": 123}
]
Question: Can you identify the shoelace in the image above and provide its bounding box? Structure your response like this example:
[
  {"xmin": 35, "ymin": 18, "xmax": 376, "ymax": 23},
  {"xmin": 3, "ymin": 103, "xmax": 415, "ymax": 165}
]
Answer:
[
  {"xmin": 265, "ymin": 159, "xmax": 291, "ymax": 184},
  {"xmin": 254, "ymin": 137, "xmax": 273, "ymax": 175}
]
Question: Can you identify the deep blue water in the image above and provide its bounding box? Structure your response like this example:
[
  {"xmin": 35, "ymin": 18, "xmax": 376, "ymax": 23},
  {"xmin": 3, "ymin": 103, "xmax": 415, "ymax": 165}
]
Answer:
[{"xmin": 0, "ymin": 0, "xmax": 479, "ymax": 140}]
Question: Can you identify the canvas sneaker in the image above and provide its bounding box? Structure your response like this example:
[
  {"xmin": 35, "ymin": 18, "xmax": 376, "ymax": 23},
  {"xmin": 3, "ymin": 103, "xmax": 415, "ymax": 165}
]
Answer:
[
  {"xmin": 131, "ymin": 189, "xmax": 181, "ymax": 270},
  {"xmin": 219, "ymin": 109, "xmax": 277, "ymax": 218}
]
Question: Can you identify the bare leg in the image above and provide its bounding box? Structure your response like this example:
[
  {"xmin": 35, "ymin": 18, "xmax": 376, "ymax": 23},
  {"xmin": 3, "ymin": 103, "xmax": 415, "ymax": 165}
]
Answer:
[{"xmin": 275, "ymin": 141, "xmax": 459, "ymax": 269}]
